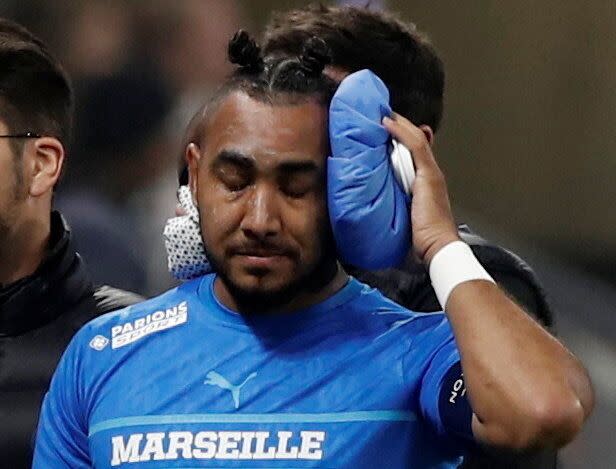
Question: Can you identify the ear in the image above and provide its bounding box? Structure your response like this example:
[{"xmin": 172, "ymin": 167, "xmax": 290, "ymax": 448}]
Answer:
[
  {"xmin": 186, "ymin": 143, "xmax": 202, "ymax": 206},
  {"xmin": 418, "ymin": 125, "xmax": 435, "ymax": 146},
  {"xmin": 28, "ymin": 137, "xmax": 64, "ymax": 197}
]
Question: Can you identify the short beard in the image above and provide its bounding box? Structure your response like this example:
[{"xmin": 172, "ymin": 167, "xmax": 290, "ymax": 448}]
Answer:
[
  {"xmin": 0, "ymin": 214, "xmax": 10, "ymax": 246},
  {"xmin": 0, "ymin": 187, "xmax": 22, "ymax": 266},
  {"xmin": 0, "ymin": 153, "xmax": 25, "ymax": 243},
  {"xmin": 9, "ymin": 140, "xmax": 26, "ymax": 201},
  {"xmin": 12, "ymin": 151, "xmax": 24, "ymax": 191},
  {"xmin": 205, "ymin": 228, "xmax": 339, "ymax": 314}
]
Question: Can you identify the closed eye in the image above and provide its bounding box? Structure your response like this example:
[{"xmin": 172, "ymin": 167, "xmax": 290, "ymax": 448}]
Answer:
[
  {"xmin": 211, "ymin": 150, "xmax": 254, "ymax": 192},
  {"xmin": 277, "ymin": 162, "xmax": 320, "ymax": 199},
  {"xmin": 218, "ymin": 166, "xmax": 251, "ymax": 192},
  {"xmin": 280, "ymin": 181, "xmax": 314, "ymax": 198},
  {"xmin": 279, "ymin": 172, "xmax": 318, "ymax": 199}
]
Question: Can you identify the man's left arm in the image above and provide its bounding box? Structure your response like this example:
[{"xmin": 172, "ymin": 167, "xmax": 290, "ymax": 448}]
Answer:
[{"xmin": 383, "ymin": 114, "xmax": 594, "ymax": 450}]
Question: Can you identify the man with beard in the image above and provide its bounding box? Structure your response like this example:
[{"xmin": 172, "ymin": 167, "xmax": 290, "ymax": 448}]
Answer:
[
  {"xmin": 0, "ymin": 18, "xmax": 142, "ymax": 468},
  {"xmin": 173, "ymin": 5, "xmax": 551, "ymax": 327},
  {"xmin": 34, "ymin": 32, "xmax": 592, "ymax": 469}
]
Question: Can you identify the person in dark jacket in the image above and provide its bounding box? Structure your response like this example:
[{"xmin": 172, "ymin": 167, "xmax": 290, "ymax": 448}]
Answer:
[
  {"xmin": 261, "ymin": 5, "xmax": 554, "ymax": 468},
  {"xmin": 0, "ymin": 18, "xmax": 143, "ymax": 468}
]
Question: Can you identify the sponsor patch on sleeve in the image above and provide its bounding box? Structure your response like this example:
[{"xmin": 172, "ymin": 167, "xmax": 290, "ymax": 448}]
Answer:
[
  {"xmin": 110, "ymin": 301, "xmax": 188, "ymax": 349},
  {"xmin": 438, "ymin": 361, "xmax": 473, "ymax": 441}
]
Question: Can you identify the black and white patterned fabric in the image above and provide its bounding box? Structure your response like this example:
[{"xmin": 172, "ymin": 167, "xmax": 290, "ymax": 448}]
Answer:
[{"xmin": 163, "ymin": 186, "xmax": 211, "ymax": 280}]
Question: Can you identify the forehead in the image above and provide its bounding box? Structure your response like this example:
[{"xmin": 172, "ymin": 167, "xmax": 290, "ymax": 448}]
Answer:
[{"xmin": 202, "ymin": 92, "xmax": 329, "ymax": 165}]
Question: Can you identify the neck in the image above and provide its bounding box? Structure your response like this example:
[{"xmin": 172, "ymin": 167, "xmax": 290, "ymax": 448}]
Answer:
[
  {"xmin": 215, "ymin": 262, "xmax": 349, "ymax": 315},
  {"xmin": 0, "ymin": 212, "xmax": 50, "ymax": 286}
]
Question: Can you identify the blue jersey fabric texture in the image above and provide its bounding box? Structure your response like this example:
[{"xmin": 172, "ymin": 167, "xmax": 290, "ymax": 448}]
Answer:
[
  {"xmin": 328, "ymin": 69, "xmax": 411, "ymax": 270},
  {"xmin": 34, "ymin": 274, "xmax": 468, "ymax": 468}
]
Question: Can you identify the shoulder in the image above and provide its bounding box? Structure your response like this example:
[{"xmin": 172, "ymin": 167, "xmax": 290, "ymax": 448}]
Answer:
[
  {"xmin": 351, "ymin": 280, "xmax": 457, "ymax": 381},
  {"xmin": 351, "ymin": 226, "xmax": 553, "ymax": 327},
  {"xmin": 49, "ymin": 278, "xmax": 206, "ymax": 411},
  {"xmin": 69, "ymin": 277, "xmax": 203, "ymax": 355},
  {"xmin": 458, "ymin": 225, "xmax": 553, "ymax": 327},
  {"xmin": 86, "ymin": 278, "xmax": 201, "ymax": 334},
  {"xmin": 350, "ymin": 278, "xmax": 451, "ymax": 337}
]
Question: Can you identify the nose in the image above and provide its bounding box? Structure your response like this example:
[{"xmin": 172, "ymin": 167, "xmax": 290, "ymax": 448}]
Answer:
[{"xmin": 240, "ymin": 184, "xmax": 281, "ymax": 240}]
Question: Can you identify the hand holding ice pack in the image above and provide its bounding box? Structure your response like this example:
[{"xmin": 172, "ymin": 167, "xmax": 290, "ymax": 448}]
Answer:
[{"xmin": 328, "ymin": 69, "xmax": 411, "ymax": 269}]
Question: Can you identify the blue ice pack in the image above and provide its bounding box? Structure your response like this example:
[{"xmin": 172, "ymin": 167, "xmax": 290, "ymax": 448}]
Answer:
[{"xmin": 328, "ymin": 69, "xmax": 411, "ymax": 269}]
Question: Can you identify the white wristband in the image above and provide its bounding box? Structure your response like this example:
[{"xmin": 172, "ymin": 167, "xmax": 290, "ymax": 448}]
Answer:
[{"xmin": 429, "ymin": 240, "xmax": 496, "ymax": 309}]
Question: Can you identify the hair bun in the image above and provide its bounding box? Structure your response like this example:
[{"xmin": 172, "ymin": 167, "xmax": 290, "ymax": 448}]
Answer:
[
  {"xmin": 228, "ymin": 30, "xmax": 263, "ymax": 70},
  {"xmin": 299, "ymin": 36, "xmax": 331, "ymax": 77}
]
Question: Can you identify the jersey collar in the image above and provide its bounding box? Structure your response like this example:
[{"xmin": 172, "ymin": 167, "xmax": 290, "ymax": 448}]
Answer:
[{"xmin": 197, "ymin": 273, "xmax": 364, "ymax": 331}]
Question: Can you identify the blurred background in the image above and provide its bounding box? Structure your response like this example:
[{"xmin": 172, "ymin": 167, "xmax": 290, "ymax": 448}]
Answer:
[{"xmin": 1, "ymin": 0, "xmax": 613, "ymax": 466}]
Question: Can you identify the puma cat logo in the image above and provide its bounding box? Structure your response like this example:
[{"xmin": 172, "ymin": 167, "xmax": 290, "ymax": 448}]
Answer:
[{"xmin": 204, "ymin": 370, "xmax": 257, "ymax": 409}]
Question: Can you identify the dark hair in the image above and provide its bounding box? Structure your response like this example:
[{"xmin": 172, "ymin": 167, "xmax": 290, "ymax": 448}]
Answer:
[
  {"xmin": 227, "ymin": 30, "xmax": 334, "ymax": 103},
  {"xmin": 263, "ymin": 4, "xmax": 445, "ymax": 132},
  {"xmin": 0, "ymin": 18, "xmax": 73, "ymax": 153},
  {"xmin": 191, "ymin": 29, "xmax": 336, "ymax": 146}
]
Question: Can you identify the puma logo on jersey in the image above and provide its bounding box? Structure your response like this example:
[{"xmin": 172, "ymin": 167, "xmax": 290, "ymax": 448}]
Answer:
[
  {"xmin": 204, "ymin": 370, "xmax": 257, "ymax": 409},
  {"xmin": 110, "ymin": 301, "xmax": 188, "ymax": 349}
]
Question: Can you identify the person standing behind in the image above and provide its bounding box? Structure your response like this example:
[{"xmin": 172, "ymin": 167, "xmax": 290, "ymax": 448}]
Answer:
[
  {"xmin": 0, "ymin": 18, "xmax": 143, "ymax": 468},
  {"xmin": 262, "ymin": 6, "xmax": 554, "ymax": 467}
]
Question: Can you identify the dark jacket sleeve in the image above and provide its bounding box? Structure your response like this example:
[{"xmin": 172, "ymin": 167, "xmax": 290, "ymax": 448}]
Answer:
[
  {"xmin": 93, "ymin": 285, "xmax": 145, "ymax": 314},
  {"xmin": 348, "ymin": 224, "xmax": 557, "ymax": 469}
]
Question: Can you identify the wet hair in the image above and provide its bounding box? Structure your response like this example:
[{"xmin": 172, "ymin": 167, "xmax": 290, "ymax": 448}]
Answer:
[
  {"xmin": 263, "ymin": 4, "xmax": 444, "ymax": 132},
  {"xmin": 190, "ymin": 30, "xmax": 337, "ymax": 147},
  {"xmin": 0, "ymin": 18, "xmax": 73, "ymax": 154}
]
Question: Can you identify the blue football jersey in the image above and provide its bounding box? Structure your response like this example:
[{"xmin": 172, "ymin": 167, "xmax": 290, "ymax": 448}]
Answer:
[{"xmin": 34, "ymin": 274, "xmax": 469, "ymax": 468}]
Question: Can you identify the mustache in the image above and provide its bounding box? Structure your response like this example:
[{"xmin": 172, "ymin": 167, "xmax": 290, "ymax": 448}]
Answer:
[{"xmin": 228, "ymin": 242, "xmax": 296, "ymax": 257}]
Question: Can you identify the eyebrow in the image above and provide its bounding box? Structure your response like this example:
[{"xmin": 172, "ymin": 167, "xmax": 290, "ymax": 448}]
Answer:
[
  {"xmin": 212, "ymin": 150, "xmax": 255, "ymax": 169},
  {"xmin": 213, "ymin": 149, "xmax": 319, "ymax": 174}
]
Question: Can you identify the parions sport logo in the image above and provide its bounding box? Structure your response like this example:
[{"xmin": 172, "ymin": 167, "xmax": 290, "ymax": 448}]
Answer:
[{"xmin": 110, "ymin": 301, "xmax": 188, "ymax": 349}]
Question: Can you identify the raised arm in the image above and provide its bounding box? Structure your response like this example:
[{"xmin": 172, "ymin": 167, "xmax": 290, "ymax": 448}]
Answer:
[{"xmin": 383, "ymin": 113, "xmax": 594, "ymax": 450}]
